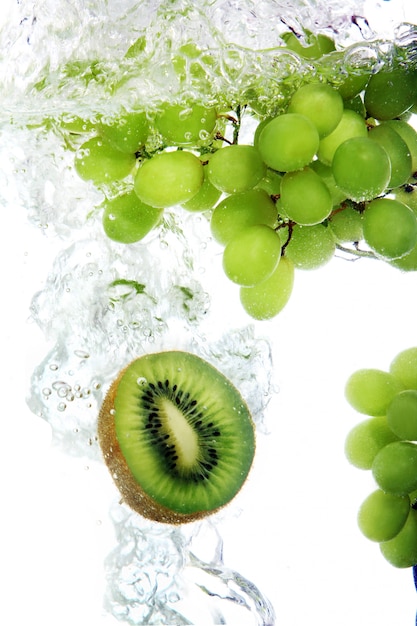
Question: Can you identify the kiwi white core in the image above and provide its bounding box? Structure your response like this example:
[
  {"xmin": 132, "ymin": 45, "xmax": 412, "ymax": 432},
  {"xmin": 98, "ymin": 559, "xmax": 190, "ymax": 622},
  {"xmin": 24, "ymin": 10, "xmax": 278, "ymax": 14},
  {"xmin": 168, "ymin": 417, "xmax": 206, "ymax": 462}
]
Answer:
[{"xmin": 159, "ymin": 397, "xmax": 199, "ymax": 468}]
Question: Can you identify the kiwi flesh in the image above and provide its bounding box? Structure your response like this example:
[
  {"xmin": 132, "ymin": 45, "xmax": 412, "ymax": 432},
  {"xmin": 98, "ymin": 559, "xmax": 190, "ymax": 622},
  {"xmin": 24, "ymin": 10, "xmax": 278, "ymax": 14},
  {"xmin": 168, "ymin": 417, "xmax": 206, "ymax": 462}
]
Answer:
[{"xmin": 98, "ymin": 351, "xmax": 255, "ymax": 524}]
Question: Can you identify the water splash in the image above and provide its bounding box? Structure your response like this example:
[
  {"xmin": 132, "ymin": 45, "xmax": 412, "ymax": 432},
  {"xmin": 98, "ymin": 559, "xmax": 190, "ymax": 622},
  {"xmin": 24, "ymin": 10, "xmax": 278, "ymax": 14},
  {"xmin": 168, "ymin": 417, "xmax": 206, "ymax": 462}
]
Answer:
[
  {"xmin": 105, "ymin": 504, "xmax": 275, "ymax": 625},
  {"xmin": 4, "ymin": 1, "xmax": 417, "ymax": 624}
]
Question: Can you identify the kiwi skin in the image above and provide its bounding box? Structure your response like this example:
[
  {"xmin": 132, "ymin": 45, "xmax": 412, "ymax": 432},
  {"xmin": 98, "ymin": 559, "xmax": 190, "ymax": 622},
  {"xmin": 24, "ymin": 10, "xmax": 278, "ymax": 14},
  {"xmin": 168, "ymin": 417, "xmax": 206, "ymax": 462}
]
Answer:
[{"xmin": 97, "ymin": 357, "xmax": 255, "ymax": 524}]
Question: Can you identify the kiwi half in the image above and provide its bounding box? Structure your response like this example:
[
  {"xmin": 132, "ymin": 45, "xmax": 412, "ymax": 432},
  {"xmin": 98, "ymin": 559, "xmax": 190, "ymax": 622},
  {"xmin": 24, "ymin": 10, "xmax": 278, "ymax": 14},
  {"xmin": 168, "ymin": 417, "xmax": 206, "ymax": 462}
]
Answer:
[{"xmin": 98, "ymin": 351, "xmax": 255, "ymax": 524}]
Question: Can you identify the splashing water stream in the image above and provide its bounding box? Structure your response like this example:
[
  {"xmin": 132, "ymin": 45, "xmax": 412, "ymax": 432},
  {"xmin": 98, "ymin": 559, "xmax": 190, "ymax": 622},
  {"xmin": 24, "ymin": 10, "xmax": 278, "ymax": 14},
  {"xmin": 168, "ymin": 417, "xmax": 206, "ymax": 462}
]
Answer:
[{"xmin": 2, "ymin": 0, "xmax": 417, "ymax": 624}]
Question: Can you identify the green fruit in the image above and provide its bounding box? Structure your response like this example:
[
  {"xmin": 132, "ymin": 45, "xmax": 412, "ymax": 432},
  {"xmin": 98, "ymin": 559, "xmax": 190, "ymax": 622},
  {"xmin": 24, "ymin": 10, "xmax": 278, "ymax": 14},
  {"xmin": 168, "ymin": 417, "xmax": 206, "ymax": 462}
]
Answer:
[
  {"xmin": 358, "ymin": 489, "xmax": 410, "ymax": 542},
  {"xmin": 362, "ymin": 198, "xmax": 417, "ymax": 260},
  {"xmin": 345, "ymin": 416, "xmax": 400, "ymax": 470},
  {"xmin": 134, "ymin": 150, "xmax": 204, "ymax": 208},
  {"xmin": 332, "ymin": 137, "xmax": 391, "ymax": 202},
  {"xmin": 257, "ymin": 113, "xmax": 319, "ymax": 172},
  {"xmin": 390, "ymin": 347, "xmax": 417, "ymax": 390},
  {"xmin": 368, "ymin": 124, "xmax": 412, "ymax": 189},
  {"xmin": 345, "ymin": 368, "xmax": 404, "ymax": 416},
  {"xmin": 154, "ymin": 103, "xmax": 217, "ymax": 147},
  {"xmin": 99, "ymin": 111, "xmax": 150, "ymax": 154},
  {"xmin": 240, "ymin": 256, "xmax": 294, "ymax": 320},
  {"xmin": 98, "ymin": 351, "xmax": 255, "ymax": 524},
  {"xmin": 281, "ymin": 31, "xmax": 335, "ymax": 59},
  {"xmin": 102, "ymin": 191, "xmax": 163, "ymax": 243},
  {"xmin": 210, "ymin": 189, "xmax": 277, "ymax": 245},
  {"xmin": 207, "ymin": 145, "xmax": 266, "ymax": 194},
  {"xmin": 380, "ymin": 509, "xmax": 417, "ymax": 568},
  {"xmin": 74, "ymin": 136, "xmax": 136, "ymax": 185},
  {"xmin": 387, "ymin": 390, "xmax": 417, "ymax": 441},
  {"xmin": 372, "ymin": 441, "xmax": 417, "ymax": 495},
  {"xmin": 287, "ymin": 82, "xmax": 343, "ymax": 138},
  {"xmin": 222, "ymin": 225, "xmax": 282, "ymax": 286},
  {"xmin": 364, "ymin": 67, "xmax": 417, "ymax": 121}
]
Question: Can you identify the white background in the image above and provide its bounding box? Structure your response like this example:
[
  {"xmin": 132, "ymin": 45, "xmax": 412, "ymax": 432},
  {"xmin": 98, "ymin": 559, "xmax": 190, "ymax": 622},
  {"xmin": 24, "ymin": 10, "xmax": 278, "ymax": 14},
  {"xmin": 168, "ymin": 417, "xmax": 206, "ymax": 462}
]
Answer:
[{"xmin": 2, "ymin": 1, "xmax": 417, "ymax": 625}]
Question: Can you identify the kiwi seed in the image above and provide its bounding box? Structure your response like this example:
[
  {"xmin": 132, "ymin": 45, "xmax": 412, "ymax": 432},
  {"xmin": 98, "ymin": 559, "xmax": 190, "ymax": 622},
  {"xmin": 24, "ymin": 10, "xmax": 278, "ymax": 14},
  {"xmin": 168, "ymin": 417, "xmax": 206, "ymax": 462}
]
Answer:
[{"xmin": 97, "ymin": 351, "xmax": 256, "ymax": 524}]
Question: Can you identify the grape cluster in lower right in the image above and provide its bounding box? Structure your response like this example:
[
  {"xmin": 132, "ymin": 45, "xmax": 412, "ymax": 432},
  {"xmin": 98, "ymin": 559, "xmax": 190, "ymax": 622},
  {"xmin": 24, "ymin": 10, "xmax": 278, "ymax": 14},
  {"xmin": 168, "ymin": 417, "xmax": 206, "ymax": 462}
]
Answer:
[{"xmin": 345, "ymin": 347, "xmax": 417, "ymax": 568}]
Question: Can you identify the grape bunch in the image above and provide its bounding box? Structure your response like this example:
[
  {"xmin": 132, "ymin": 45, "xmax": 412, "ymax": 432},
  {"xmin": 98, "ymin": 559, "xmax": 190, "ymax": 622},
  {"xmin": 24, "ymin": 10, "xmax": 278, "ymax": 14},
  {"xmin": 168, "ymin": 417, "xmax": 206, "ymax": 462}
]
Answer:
[
  {"xmin": 61, "ymin": 34, "xmax": 417, "ymax": 321},
  {"xmin": 345, "ymin": 347, "xmax": 417, "ymax": 568}
]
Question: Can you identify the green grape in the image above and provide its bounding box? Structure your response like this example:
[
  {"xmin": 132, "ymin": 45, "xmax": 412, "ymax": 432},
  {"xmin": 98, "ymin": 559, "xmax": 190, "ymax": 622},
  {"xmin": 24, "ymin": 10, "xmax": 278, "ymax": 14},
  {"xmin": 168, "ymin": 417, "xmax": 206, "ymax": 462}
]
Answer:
[
  {"xmin": 310, "ymin": 160, "xmax": 347, "ymax": 206},
  {"xmin": 74, "ymin": 136, "xmax": 136, "ymax": 185},
  {"xmin": 387, "ymin": 390, "xmax": 417, "ymax": 441},
  {"xmin": 358, "ymin": 489, "xmax": 410, "ymax": 542},
  {"xmin": 283, "ymin": 224, "xmax": 335, "ymax": 269},
  {"xmin": 329, "ymin": 206, "xmax": 363, "ymax": 243},
  {"xmin": 257, "ymin": 113, "xmax": 319, "ymax": 172},
  {"xmin": 281, "ymin": 31, "xmax": 335, "ymax": 59},
  {"xmin": 317, "ymin": 109, "xmax": 367, "ymax": 166},
  {"xmin": 342, "ymin": 95, "xmax": 366, "ymax": 117},
  {"xmin": 384, "ymin": 119, "xmax": 417, "ymax": 173},
  {"xmin": 380, "ymin": 509, "xmax": 417, "ymax": 568},
  {"xmin": 364, "ymin": 67, "xmax": 417, "ymax": 121},
  {"xmin": 171, "ymin": 42, "xmax": 215, "ymax": 82},
  {"xmin": 372, "ymin": 441, "xmax": 417, "ymax": 495},
  {"xmin": 222, "ymin": 225, "xmax": 281, "ymax": 286},
  {"xmin": 362, "ymin": 198, "xmax": 417, "ymax": 260},
  {"xmin": 345, "ymin": 416, "xmax": 400, "ymax": 470},
  {"xmin": 134, "ymin": 150, "xmax": 203, "ymax": 208},
  {"xmin": 239, "ymin": 256, "xmax": 294, "ymax": 320},
  {"xmin": 389, "ymin": 240, "xmax": 417, "ymax": 272},
  {"xmin": 154, "ymin": 102, "xmax": 217, "ymax": 146},
  {"xmin": 337, "ymin": 71, "xmax": 371, "ymax": 100},
  {"xmin": 253, "ymin": 117, "xmax": 273, "ymax": 149},
  {"xmin": 102, "ymin": 191, "xmax": 163, "ymax": 243},
  {"xmin": 368, "ymin": 124, "xmax": 412, "ymax": 189},
  {"xmin": 59, "ymin": 114, "xmax": 97, "ymax": 134},
  {"xmin": 181, "ymin": 165, "xmax": 222, "ymax": 212},
  {"xmin": 332, "ymin": 137, "xmax": 391, "ymax": 202},
  {"xmin": 280, "ymin": 167, "xmax": 333, "ymax": 225},
  {"xmin": 345, "ymin": 368, "xmax": 404, "ymax": 416},
  {"xmin": 394, "ymin": 184, "xmax": 417, "ymax": 216},
  {"xmin": 99, "ymin": 111, "xmax": 149, "ymax": 154},
  {"xmin": 255, "ymin": 168, "xmax": 282, "ymax": 196},
  {"xmin": 210, "ymin": 189, "xmax": 277, "ymax": 245},
  {"xmin": 390, "ymin": 347, "xmax": 417, "ymax": 390},
  {"xmin": 287, "ymin": 83, "xmax": 343, "ymax": 138},
  {"xmin": 207, "ymin": 145, "xmax": 266, "ymax": 194}
]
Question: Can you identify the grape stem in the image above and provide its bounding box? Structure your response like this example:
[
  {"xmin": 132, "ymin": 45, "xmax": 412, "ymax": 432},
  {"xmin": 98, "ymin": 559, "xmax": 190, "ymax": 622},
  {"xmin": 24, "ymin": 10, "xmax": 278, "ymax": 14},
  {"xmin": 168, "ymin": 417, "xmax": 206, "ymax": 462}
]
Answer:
[{"xmin": 335, "ymin": 243, "xmax": 378, "ymax": 260}]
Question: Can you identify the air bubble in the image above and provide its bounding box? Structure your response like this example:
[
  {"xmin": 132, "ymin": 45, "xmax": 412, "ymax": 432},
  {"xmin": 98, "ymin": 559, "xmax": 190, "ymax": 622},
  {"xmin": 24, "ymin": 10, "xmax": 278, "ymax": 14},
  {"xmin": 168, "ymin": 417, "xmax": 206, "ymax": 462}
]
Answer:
[
  {"xmin": 179, "ymin": 107, "xmax": 193, "ymax": 120},
  {"xmin": 42, "ymin": 387, "xmax": 52, "ymax": 396},
  {"xmin": 74, "ymin": 349, "xmax": 90, "ymax": 359},
  {"xmin": 57, "ymin": 402, "xmax": 66, "ymax": 412},
  {"xmin": 49, "ymin": 363, "xmax": 59, "ymax": 371}
]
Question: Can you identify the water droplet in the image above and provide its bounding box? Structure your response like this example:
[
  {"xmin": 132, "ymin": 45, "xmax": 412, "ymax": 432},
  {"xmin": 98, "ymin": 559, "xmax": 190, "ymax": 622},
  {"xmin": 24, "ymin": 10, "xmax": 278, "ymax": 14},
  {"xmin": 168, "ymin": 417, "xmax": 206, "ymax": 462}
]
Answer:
[
  {"xmin": 57, "ymin": 402, "xmax": 66, "ymax": 412},
  {"xmin": 137, "ymin": 377, "xmax": 147, "ymax": 386},
  {"xmin": 42, "ymin": 387, "xmax": 52, "ymax": 396},
  {"xmin": 74, "ymin": 349, "xmax": 90, "ymax": 359},
  {"xmin": 49, "ymin": 363, "xmax": 59, "ymax": 371}
]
